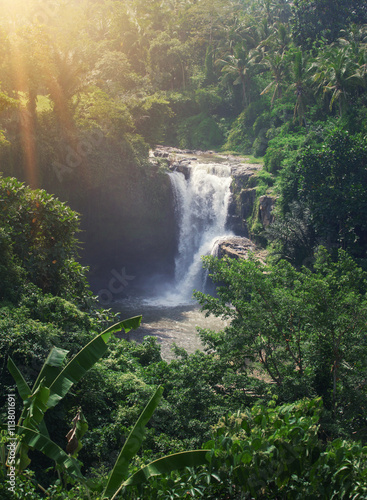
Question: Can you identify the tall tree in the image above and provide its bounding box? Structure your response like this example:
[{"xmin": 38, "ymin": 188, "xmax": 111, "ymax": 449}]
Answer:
[
  {"xmin": 291, "ymin": 0, "xmax": 367, "ymax": 49},
  {"xmin": 195, "ymin": 248, "xmax": 367, "ymax": 418},
  {"xmin": 281, "ymin": 130, "xmax": 367, "ymax": 258},
  {"xmin": 311, "ymin": 43, "xmax": 365, "ymax": 117},
  {"xmin": 219, "ymin": 45, "xmax": 253, "ymax": 106}
]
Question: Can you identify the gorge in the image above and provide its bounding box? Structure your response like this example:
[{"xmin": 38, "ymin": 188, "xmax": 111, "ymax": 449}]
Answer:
[{"xmin": 112, "ymin": 148, "xmax": 270, "ymax": 359}]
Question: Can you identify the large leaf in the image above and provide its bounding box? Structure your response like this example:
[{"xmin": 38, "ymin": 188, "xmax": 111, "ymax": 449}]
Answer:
[
  {"xmin": 17, "ymin": 382, "xmax": 51, "ymax": 469},
  {"xmin": 100, "ymin": 316, "xmax": 142, "ymax": 341},
  {"xmin": 17, "ymin": 425, "xmax": 85, "ymax": 482},
  {"xmin": 31, "ymin": 347, "xmax": 69, "ymax": 392},
  {"xmin": 121, "ymin": 450, "xmax": 211, "ymax": 488},
  {"xmin": 18, "ymin": 442, "xmax": 31, "ymax": 471},
  {"xmin": 23, "ymin": 382, "xmax": 50, "ymax": 430},
  {"xmin": 7, "ymin": 358, "xmax": 49, "ymax": 438},
  {"xmin": 47, "ymin": 316, "xmax": 142, "ymax": 409},
  {"xmin": 102, "ymin": 385, "xmax": 164, "ymax": 499},
  {"xmin": 7, "ymin": 357, "xmax": 31, "ymax": 401}
]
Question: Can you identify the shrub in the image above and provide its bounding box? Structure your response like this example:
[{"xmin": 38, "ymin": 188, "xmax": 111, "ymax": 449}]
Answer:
[
  {"xmin": 177, "ymin": 113, "xmax": 223, "ymax": 150},
  {"xmin": 0, "ymin": 175, "xmax": 88, "ymax": 299}
]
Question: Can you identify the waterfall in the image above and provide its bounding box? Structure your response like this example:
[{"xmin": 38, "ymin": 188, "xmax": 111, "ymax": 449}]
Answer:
[{"xmin": 168, "ymin": 162, "xmax": 233, "ymax": 303}]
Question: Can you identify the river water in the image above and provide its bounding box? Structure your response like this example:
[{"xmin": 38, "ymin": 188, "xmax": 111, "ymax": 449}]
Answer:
[{"xmin": 112, "ymin": 298, "xmax": 227, "ymax": 362}]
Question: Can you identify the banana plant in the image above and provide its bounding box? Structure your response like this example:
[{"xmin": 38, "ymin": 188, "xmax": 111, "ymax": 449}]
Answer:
[
  {"xmin": 6, "ymin": 317, "xmax": 142, "ymax": 478},
  {"xmin": 102, "ymin": 386, "xmax": 210, "ymax": 500},
  {"xmin": 5, "ymin": 316, "xmax": 211, "ymax": 498}
]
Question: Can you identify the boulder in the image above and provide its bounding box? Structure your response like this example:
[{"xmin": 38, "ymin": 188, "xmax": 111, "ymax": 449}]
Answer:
[
  {"xmin": 171, "ymin": 161, "xmax": 192, "ymax": 179},
  {"xmin": 213, "ymin": 236, "xmax": 257, "ymax": 259}
]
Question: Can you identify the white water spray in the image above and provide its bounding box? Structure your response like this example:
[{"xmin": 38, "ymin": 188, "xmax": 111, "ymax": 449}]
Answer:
[{"xmin": 167, "ymin": 162, "xmax": 233, "ymax": 303}]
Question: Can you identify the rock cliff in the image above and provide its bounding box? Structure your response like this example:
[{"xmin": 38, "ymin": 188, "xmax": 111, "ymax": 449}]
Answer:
[{"xmin": 152, "ymin": 147, "xmax": 274, "ymax": 263}]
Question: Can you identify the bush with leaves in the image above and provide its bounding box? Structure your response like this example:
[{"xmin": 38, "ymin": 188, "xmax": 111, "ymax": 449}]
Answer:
[
  {"xmin": 264, "ymin": 125, "xmax": 307, "ymax": 174},
  {"xmin": 144, "ymin": 346, "xmax": 246, "ymax": 450},
  {"xmin": 0, "ymin": 228, "xmax": 25, "ymax": 302},
  {"xmin": 136, "ymin": 398, "xmax": 367, "ymax": 499},
  {"xmin": 0, "ymin": 175, "xmax": 89, "ymax": 300},
  {"xmin": 130, "ymin": 95, "xmax": 174, "ymax": 147},
  {"xmin": 177, "ymin": 112, "xmax": 223, "ymax": 150},
  {"xmin": 1, "ymin": 317, "xmax": 210, "ymax": 499},
  {"xmin": 0, "ymin": 300, "xmax": 94, "ymax": 409},
  {"xmin": 279, "ymin": 130, "xmax": 367, "ymax": 261},
  {"xmin": 266, "ymin": 200, "xmax": 316, "ymax": 268},
  {"xmin": 194, "ymin": 247, "xmax": 367, "ymax": 439}
]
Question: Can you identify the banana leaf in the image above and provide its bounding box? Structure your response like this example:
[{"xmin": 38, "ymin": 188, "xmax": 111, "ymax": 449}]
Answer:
[
  {"xmin": 103, "ymin": 385, "xmax": 163, "ymax": 499},
  {"xmin": 17, "ymin": 425, "xmax": 86, "ymax": 482},
  {"xmin": 47, "ymin": 316, "xmax": 142, "ymax": 409},
  {"xmin": 18, "ymin": 442, "xmax": 31, "ymax": 471},
  {"xmin": 31, "ymin": 347, "xmax": 69, "ymax": 392},
  {"xmin": 23, "ymin": 382, "xmax": 50, "ymax": 431},
  {"xmin": 121, "ymin": 450, "xmax": 211, "ymax": 488},
  {"xmin": 7, "ymin": 357, "xmax": 31, "ymax": 401},
  {"xmin": 7, "ymin": 358, "xmax": 50, "ymax": 438}
]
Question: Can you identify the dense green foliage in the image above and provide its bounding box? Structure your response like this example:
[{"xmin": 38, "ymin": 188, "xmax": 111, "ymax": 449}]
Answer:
[
  {"xmin": 280, "ymin": 130, "xmax": 367, "ymax": 260},
  {"xmin": 1, "ymin": 0, "xmax": 367, "ymax": 270},
  {"xmin": 140, "ymin": 399, "xmax": 367, "ymax": 499},
  {"xmin": 0, "ymin": 1, "xmax": 365, "ymax": 159},
  {"xmin": 1, "ymin": 0, "xmax": 367, "ymax": 497},
  {"xmin": 0, "ymin": 177, "xmax": 117, "ymax": 416},
  {"xmin": 0, "ymin": 175, "xmax": 85, "ymax": 297},
  {"xmin": 3, "ymin": 317, "xmax": 210, "ymax": 499},
  {"xmin": 195, "ymin": 249, "xmax": 367, "ymax": 439}
]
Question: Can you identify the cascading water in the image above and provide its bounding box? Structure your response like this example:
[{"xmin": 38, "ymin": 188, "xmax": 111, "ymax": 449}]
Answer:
[
  {"xmin": 168, "ymin": 162, "xmax": 234, "ymax": 303},
  {"xmin": 115, "ymin": 153, "xmax": 236, "ymax": 358}
]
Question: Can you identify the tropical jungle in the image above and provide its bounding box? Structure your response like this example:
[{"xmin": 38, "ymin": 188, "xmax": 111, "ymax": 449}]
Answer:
[{"xmin": 1, "ymin": 0, "xmax": 367, "ymax": 498}]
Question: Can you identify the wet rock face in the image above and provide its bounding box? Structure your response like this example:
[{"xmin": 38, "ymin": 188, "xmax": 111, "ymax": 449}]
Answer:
[
  {"xmin": 170, "ymin": 161, "xmax": 192, "ymax": 180},
  {"xmin": 241, "ymin": 188, "xmax": 257, "ymax": 219},
  {"xmin": 227, "ymin": 162, "xmax": 263, "ymax": 235},
  {"xmin": 152, "ymin": 146, "xmax": 273, "ymax": 240},
  {"xmin": 258, "ymin": 195, "xmax": 276, "ymax": 227},
  {"xmin": 230, "ymin": 164, "xmax": 261, "ymax": 185}
]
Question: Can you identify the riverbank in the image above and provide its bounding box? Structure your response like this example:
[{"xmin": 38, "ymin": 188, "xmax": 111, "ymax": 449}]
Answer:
[{"xmin": 112, "ymin": 299, "xmax": 227, "ymax": 362}]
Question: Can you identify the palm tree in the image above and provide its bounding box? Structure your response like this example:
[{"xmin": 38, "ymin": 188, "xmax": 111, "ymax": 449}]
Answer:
[
  {"xmin": 258, "ymin": 21, "xmax": 290, "ymax": 55},
  {"xmin": 219, "ymin": 45, "xmax": 253, "ymax": 107},
  {"xmin": 253, "ymin": 22, "xmax": 291, "ymax": 106},
  {"xmin": 311, "ymin": 43, "xmax": 365, "ymax": 117},
  {"xmin": 288, "ymin": 49, "xmax": 312, "ymax": 125},
  {"xmin": 259, "ymin": 50, "xmax": 287, "ymax": 105},
  {"xmin": 46, "ymin": 49, "xmax": 87, "ymax": 132}
]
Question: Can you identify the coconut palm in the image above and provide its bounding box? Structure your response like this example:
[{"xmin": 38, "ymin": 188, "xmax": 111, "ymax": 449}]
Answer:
[
  {"xmin": 259, "ymin": 50, "xmax": 288, "ymax": 105},
  {"xmin": 311, "ymin": 43, "xmax": 365, "ymax": 117},
  {"xmin": 258, "ymin": 21, "xmax": 290, "ymax": 55},
  {"xmin": 44, "ymin": 48, "xmax": 87, "ymax": 134},
  {"xmin": 288, "ymin": 49, "xmax": 313, "ymax": 125},
  {"xmin": 219, "ymin": 45, "xmax": 253, "ymax": 107}
]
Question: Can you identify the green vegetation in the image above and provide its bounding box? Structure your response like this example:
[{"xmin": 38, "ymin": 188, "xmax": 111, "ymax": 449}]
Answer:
[
  {"xmin": 140, "ymin": 399, "xmax": 367, "ymax": 499},
  {"xmin": 1, "ymin": 0, "xmax": 367, "ymax": 498},
  {"xmin": 5, "ymin": 318, "xmax": 209, "ymax": 499},
  {"xmin": 195, "ymin": 248, "xmax": 367, "ymax": 437},
  {"xmin": 1, "ymin": 0, "xmax": 367, "ymax": 268}
]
